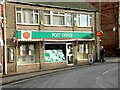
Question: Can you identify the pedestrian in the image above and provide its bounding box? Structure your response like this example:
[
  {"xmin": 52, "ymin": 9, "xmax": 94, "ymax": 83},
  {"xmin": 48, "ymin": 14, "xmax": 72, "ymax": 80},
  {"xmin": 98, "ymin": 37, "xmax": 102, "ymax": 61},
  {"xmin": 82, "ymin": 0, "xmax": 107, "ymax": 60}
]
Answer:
[{"xmin": 100, "ymin": 46, "xmax": 105, "ymax": 62}]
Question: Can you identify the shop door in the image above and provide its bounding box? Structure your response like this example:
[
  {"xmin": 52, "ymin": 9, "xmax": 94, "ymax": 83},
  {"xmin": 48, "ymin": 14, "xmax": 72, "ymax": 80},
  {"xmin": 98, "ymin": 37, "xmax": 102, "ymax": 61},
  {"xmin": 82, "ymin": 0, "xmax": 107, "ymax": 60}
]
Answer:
[{"xmin": 66, "ymin": 43, "xmax": 74, "ymax": 65}]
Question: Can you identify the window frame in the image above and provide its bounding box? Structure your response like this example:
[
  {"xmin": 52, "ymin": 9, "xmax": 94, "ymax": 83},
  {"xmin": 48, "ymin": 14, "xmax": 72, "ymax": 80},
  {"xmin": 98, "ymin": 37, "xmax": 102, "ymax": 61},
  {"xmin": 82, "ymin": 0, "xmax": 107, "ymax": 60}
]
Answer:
[
  {"xmin": 52, "ymin": 11, "xmax": 65, "ymax": 26},
  {"xmin": 43, "ymin": 11, "xmax": 73, "ymax": 26},
  {"xmin": 88, "ymin": 14, "xmax": 92, "ymax": 27},
  {"xmin": 77, "ymin": 13, "xmax": 92, "ymax": 27},
  {"xmin": 17, "ymin": 44, "xmax": 37, "ymax": 65},
  {"xmin": 44, "ymin": 10, "xmax": 51, "ymax": 25},
  {"xmin": 16, "ymin": 8, "xmax": 39, "ymax": 25},
  {"xmin": 66, "ymin": 13, "xmax": 73, "ymax": 26}
]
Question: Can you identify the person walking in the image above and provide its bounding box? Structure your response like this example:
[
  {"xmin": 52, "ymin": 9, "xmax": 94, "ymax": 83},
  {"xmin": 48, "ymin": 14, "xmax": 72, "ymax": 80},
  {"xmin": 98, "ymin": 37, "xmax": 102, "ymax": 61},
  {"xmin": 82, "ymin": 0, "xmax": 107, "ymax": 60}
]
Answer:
[{"xmin": 100, "ymin": 46, "xmax": 105, "ymax": 62}]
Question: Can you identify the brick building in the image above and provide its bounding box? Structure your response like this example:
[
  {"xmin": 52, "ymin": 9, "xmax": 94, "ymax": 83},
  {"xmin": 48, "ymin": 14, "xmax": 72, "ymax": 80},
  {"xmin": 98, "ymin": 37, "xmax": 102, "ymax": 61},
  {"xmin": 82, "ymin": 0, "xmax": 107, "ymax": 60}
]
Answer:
[
  {"xmin": 3, "ymin": 1, "xmax": 100, "ymax": 74},
  {"xmin": 90, "ymin": 2, "xmax": 119, "ymax": 56}
]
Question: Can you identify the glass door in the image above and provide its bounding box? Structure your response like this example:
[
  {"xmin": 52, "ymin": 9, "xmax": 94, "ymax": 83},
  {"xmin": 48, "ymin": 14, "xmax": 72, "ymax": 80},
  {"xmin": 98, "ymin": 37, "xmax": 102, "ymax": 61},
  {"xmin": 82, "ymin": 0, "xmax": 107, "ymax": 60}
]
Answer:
[{"xmin": 66, "ymin": 43, "xmax": 74, "ymax": 65}]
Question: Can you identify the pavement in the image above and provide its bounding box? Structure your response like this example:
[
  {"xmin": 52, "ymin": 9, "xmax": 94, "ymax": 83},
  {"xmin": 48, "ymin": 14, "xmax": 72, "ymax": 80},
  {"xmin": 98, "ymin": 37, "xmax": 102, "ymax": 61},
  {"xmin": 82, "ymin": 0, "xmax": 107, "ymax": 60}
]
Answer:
[{"xmin": 0, "ymin": 57, "xmax": 120, "ymax": 86}]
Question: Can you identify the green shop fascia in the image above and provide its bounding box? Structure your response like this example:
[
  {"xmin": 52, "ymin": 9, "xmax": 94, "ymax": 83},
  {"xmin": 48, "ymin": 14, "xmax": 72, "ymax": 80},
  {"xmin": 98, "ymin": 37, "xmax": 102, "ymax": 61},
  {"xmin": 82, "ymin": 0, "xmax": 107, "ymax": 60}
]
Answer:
[{"xmin": 16, "ymin": 30, "xmax": 94, "ymax": 63}]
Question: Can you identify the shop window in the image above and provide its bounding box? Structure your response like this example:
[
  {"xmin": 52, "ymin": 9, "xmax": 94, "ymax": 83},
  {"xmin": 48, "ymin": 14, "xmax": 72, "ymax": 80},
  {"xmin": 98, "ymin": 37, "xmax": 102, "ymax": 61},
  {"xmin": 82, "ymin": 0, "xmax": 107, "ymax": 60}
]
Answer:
[
  {"xmin": 17, "ymin": 44, "xmax": 36, "ymax": 65},
  {"xmin": 29, "ymin": 45, "xmax": 34, "ymax": 55},
  {"xmin": 9, "ymin": 47, "xmax": 14, "ymax": 62},
  {"xmin": 20, "ymin": 45, "xmax": 26, "ymax": 56},
  {"xmin": 77, "ymin": 43, "xmax": 89, "ymax": 59},
  {"xmin": 44, "ymin": 44, "xmax": 66, "ymax": 62}
]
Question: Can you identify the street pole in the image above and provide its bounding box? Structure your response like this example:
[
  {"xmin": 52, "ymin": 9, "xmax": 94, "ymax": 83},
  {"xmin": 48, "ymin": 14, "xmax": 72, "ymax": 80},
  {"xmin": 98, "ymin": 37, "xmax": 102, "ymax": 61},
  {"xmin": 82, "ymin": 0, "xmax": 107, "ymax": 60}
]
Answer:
[
  {"xmin": 97, "ymin": 0, "xmax": 101, "ymax": 62},
  {"xmin": 2, "ymin": 0, "xmax": 7, "ymax": 75}
]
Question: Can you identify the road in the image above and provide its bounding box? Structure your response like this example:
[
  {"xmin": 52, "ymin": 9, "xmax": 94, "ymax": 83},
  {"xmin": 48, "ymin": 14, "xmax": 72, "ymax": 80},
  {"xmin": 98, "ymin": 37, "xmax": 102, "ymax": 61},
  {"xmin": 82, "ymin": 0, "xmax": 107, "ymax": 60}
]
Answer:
[{"xmin": 2, "ymin": 63, "xmax": 119, "ymax": 88}]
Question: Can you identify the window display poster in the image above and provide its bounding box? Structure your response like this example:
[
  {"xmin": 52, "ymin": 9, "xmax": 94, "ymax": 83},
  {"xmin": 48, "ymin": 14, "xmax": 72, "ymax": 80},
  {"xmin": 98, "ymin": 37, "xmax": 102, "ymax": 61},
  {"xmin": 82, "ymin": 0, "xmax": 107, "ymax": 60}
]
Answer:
[
  {"xmin": 20, "ymin": 45, "xmax": 26, "ymax": 56},
  {"xmin": 80, "ymin": 44, "xmax": 84, "ymax": 53},
  {"xmin": 86, "ymin": 44, "xmax": 88, "ymax": 53},
  {"xmin": 9, "ymin": 48, "xmax": 14, "ymax": 62},
  {"xmin": 29, "ymin": 45, "xmax": 34, "ymax": 55},
  {"xmin": 44, "ymin": 50, "xmax": 65, "ymax": 62}
]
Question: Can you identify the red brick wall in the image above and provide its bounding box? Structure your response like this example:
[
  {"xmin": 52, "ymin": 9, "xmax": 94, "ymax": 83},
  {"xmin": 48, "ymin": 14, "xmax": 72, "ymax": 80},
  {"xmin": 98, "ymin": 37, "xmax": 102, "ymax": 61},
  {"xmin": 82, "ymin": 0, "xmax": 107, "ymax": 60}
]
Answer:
[{"xmin": 90, "ymin": 2, "xmax": 118, "ymax": 56}]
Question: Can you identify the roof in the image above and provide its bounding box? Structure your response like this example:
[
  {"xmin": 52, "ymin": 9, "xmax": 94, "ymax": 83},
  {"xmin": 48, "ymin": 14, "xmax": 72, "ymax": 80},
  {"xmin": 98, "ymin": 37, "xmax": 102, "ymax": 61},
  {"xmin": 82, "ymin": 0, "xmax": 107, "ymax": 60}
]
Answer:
[
  {"xmin": 33, "ymin": 2, "xmax": 98, "ymax": 11},
  {"xmin": 7, "ymin": 1, "xmax": 98, "ymax": 12}
]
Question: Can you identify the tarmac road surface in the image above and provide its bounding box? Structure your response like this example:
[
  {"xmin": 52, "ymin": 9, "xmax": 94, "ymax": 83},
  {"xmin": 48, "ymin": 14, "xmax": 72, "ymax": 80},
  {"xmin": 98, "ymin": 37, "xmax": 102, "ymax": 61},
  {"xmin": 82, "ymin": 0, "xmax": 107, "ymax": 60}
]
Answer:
[{"xmin": 2, "ymin": 63, "xmax": 119, "ymax": 89}]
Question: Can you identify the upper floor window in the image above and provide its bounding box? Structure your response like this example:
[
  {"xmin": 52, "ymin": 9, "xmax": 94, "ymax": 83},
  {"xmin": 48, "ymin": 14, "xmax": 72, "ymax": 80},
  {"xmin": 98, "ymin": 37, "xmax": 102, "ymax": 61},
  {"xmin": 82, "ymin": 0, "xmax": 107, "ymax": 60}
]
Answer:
[
  {"xmin": 66, "ymin": 13, "xmax": 73, "ymax": 26},
  {"xmin": 44, "ymin": 10, "xmax": 73, "ymax": 26},
  {"xmin": 77, "ymin": 14, "xmax": 92, "ymax": 27},
  {"xmin": 52, "ymin": 12, "xmax": 65, "ymax": 25},
  {"xmin": 16, "ymin": 8, "xmax": 39, "ymax": 25},
  {"xmin": 44, "ymin": 10, "xmax": 51, "ymax": 25}
]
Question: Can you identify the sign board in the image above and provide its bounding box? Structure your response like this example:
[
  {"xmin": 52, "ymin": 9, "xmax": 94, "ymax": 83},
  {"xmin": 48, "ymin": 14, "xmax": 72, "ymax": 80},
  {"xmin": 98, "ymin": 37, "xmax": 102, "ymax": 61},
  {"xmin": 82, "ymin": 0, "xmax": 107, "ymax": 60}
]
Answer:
[
  {"xmin": 17, "ymin": 31, "xmax": 94, "ymax": 40},
  {"xmin": 96, "ymin": 31, "xmax": 103, "ymax": 37},
  {"xmin": 21, "ymin": 31, "xmax": 31, "ymax": 40}
]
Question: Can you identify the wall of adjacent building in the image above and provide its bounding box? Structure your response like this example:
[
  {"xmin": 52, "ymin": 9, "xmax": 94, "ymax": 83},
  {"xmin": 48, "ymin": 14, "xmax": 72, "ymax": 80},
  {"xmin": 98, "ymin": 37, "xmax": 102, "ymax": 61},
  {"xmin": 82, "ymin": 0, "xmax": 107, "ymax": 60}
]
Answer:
[{"xmin": 90, "ymin": 2, "xmax": 118, "ymax": 56}]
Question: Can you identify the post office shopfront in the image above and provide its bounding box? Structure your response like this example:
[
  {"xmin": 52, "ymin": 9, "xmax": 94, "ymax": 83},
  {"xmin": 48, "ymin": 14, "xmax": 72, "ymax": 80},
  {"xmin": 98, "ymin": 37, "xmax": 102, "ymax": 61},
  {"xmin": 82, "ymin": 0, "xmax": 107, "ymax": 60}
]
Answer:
[{"xmin": 16, "ymin": 30, "xmax": 95, "ymax": 72}]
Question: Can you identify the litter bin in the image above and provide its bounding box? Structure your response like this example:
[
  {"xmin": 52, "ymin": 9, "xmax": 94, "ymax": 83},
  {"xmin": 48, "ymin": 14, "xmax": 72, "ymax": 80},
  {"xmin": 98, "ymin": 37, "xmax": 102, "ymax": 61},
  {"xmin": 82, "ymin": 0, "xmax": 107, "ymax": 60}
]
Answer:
[{"xmin": 116, "ymin": 48, "xmax": 120, "ymax": 57}]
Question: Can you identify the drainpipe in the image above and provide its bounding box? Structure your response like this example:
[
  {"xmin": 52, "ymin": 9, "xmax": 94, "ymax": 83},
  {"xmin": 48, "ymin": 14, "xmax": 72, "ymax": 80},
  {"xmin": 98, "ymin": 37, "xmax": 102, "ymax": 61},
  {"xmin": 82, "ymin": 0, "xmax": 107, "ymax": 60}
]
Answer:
[
  {"xmin": 2, "ymin": 0, "xmax": 7, "ymax": 75},
  {"xmin": 94, "ymin": 11, "xmax": 98, "ymax": 62}
]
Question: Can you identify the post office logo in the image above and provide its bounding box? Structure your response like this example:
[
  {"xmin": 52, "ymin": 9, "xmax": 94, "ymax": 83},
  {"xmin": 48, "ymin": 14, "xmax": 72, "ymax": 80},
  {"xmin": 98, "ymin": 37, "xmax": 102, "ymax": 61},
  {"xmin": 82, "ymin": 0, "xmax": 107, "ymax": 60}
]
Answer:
[{"xmin": 22, "ymin": 31, "xmax": 31, "ymax": 40}]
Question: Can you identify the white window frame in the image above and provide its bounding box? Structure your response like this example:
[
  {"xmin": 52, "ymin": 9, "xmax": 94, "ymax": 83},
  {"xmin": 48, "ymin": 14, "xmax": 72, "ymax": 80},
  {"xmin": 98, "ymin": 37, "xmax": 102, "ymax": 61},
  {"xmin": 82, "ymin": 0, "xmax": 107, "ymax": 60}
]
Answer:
[
  {"xmin": 88, "ymin": 14, "xmax": 92, "ymax": 27},
  {"xmin": 44, "ymin": 11, "xmax": 74, "ymax": 26},
  {"xmin": 16, "ymin": 8, "xmax": 39, "ymax": 25},
  {"xmin": 52, "ymin": 11, "xmax": 65, "ymax": 26},
  {"xmin": 77, "ymin": 13, "xmax": 92, "ymax": 27},
  {"xmin": 77, "ymin": 14, "xmax": 81, "ymax": 26},
  {"xmin": 66, "ymin": 13, "xmax": 73, "ymax": 26},
  {"xmin": 44, "ymin": 10, "xmax": 51, "ymax": 25},
  {"xmin": 16, "ymin": 8, "xmax": 22, "ymax": 24},
  {"xmin": 33, "ymin": 10, "xmax": 39, "ymax": 24},
  {"xmin": 80, "ymin": 14, "xmax": 88, "ymax": 27}
]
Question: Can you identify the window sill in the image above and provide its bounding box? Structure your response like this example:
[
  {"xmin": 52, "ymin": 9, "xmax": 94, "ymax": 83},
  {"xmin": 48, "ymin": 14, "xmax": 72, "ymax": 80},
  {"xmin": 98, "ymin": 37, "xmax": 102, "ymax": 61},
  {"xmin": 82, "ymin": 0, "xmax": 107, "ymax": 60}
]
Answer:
[
  {"xmin": 44, "ymin": 24, "xmax": 73, "ymax": 27},
  {"xmin": 16, "ymin": 23, "xmax": 39, "ymax": 26}
]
